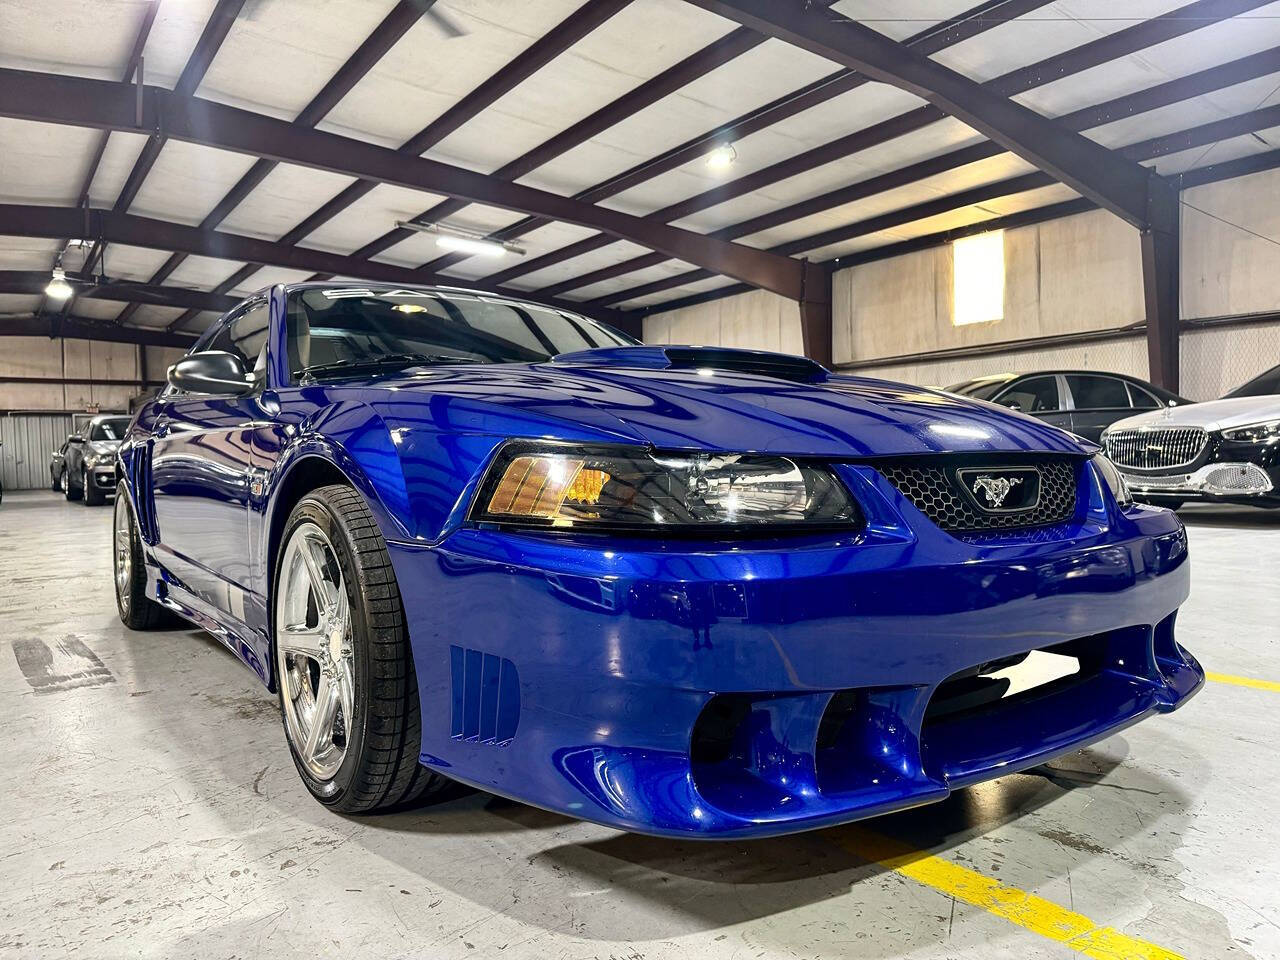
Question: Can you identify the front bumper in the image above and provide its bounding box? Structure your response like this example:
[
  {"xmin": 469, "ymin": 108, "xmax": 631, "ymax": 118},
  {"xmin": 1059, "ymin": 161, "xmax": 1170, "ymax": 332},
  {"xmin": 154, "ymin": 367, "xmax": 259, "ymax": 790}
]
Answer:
[
  {"xmin": 85, "ymin": 463, "xmax": 117, "ymax": 493},
  {"xmin": 1114, "ymin": 434, "xmax": 1280, "ymax": 507},
  {"xmin": 389, "ymin": 464, "xmax": 1200, "ymax": 838}
]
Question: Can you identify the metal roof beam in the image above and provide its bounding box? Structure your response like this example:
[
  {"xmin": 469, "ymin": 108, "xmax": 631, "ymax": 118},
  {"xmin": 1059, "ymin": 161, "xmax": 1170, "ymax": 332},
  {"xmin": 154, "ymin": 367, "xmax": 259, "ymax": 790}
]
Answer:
[
  {"xmin": 0, "ymin": 271, "xmax": 239, "ymax": 312},
  {"xmin": 0, "ymin": 204, "xmax": 633, "ymax": 329},
  {"xmin": 0, "ymin": 70, "xmax": 806, "ymax": 303},
  {"xmin": 495, "ymin": 0, "xmax": 1260, "ymax": 296},
  {"xmin": 575, "ymin": 42, "xmax": 1280, "ymax": 306},
  {"xmin": 205, "ymin": 0, "xmax": 633, "ymax": 299},
  {"xmin": 681, "ymin": 0, "xmax": 1173, "ymax": 232},
  {"xmin": 0, "ymin": 314, "xmax": 197, "ymax": 348},
  {"xmin": 114, "ymin": 0, "xmax": 431, "ymax": 325}
]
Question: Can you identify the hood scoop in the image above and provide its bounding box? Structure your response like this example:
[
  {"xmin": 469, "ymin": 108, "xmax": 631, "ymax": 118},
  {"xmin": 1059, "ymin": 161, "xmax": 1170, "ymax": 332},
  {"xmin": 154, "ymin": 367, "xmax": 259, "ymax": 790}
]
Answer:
[{"xmin": 552, "ymin": 345, "xmax": 828, "ymax": 383}]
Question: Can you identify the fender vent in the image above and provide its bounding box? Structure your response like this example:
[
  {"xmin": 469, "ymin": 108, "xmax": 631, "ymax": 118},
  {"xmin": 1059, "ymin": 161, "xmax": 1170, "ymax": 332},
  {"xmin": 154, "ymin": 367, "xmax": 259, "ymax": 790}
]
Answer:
[{"xmin": 449, "ymin": 645, "xmax": 520, "ymax": 744}]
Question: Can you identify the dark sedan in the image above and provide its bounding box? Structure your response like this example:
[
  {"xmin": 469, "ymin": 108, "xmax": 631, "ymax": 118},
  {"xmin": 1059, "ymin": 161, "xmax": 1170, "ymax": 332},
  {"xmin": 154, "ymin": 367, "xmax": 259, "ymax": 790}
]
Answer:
[{"xmin": 947, "ymin": 371, "xmax": 1188, "ymax": 442}]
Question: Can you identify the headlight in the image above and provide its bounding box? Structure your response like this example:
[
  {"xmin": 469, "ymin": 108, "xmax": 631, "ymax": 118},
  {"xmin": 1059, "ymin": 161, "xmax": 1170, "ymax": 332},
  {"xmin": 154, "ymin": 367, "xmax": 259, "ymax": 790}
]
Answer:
[
  {"xmin": 1092, "ymin": 454, "xmax": 1132, "ymax": 507},
  {"xmin": 1222, "ymin": 420, "xmax": 1280, "ymax": 443},
  {"xmin": 85, "ymin": 452, "xmax": 108, "ymax": 467},
  {"xmin": 471, "ymin": 444, "xmax": 859, "ymax": 532}
]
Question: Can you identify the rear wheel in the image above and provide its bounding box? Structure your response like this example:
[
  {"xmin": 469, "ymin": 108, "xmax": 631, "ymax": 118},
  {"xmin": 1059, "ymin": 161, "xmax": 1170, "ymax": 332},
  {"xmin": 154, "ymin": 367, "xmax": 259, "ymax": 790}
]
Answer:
[
  {"xmin": 274, "ymin": 485, "xmax": 449, "ymax": 813},
  {"xmin": 114, "ymin": 485, "xmax": 168, "ymax": 629},
  {"xmin": 50, "ymin": 469, "xmax": 60, "ymax": 491}
]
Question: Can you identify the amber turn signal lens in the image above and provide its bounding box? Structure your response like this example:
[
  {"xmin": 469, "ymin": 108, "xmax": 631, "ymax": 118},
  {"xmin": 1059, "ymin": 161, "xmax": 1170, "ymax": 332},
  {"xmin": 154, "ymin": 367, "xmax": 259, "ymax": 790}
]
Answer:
[{"xmin": 486, "ymin": 455, "xmax": 610, "ymax": 519}]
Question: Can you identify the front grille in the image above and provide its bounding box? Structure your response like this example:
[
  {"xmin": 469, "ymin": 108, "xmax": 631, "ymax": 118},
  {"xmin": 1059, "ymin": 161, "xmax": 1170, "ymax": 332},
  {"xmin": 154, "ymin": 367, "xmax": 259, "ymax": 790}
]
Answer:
[
  {"xmin": 877, "ymin": 458, "xmax": 1078, "ymax": 532},
  {"xmin": 1105, "ymin": 427, "xmax": 1206, "ymax": 470}
]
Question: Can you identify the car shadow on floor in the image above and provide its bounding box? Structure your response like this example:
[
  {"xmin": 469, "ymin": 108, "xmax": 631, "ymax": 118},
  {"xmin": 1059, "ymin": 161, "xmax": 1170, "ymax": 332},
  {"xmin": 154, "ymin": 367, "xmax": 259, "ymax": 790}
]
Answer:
[{"xmin": 1175, "ymin": 503, "xmax": 1280, "ymax": 528}]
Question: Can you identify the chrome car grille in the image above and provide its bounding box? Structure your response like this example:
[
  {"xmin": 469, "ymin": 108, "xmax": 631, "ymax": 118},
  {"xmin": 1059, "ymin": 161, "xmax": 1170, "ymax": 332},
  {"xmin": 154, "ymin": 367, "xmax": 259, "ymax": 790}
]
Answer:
[
  {"xmin": 1104, "ymin": 427, "xmax": 1207, "ymax": 470},
  {"xmin": 877, "ymin": 458, "xmax": 1078, "ymax": 532}
]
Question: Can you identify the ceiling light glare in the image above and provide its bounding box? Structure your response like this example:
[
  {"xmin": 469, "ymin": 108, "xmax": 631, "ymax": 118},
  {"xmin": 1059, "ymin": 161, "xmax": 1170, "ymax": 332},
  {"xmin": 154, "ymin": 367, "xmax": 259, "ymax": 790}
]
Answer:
[
  {"xmin": 45, "ymin": 268, "xmax": 73, "ymax": 301},
  {"xmin": 705, "ymin": 144, "xmax": 737, "ymax": 172},
  {"xmin": 434, "ymin": 234, "xmax": 508, "ymax": 258}
]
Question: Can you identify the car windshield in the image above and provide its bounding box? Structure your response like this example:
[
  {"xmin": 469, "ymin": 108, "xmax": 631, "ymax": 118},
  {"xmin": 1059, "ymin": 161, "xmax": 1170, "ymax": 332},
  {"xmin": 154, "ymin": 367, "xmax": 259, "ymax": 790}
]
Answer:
[
  {"xmin": 286, "ymin": 287, "xmax": 636, "ymax": 382},
  {"xmin": 89, "ymin": 417, "xmax": 131, "ymax": 441},
  {"xmin": 1225, "ymin": 363, "xmax": 1280, "ymax": 398},
  {"xmin": 947, "ymin": 376, "xmax": 1013, "ymax": 400}
]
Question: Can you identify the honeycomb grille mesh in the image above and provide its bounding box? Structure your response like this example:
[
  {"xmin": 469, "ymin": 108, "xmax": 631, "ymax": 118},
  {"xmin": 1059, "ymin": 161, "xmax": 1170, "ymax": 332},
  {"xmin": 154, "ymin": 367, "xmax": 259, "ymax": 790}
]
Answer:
[{"xmin": 878, "ymin": 459, "xmax": 1079, "ymax": 532}]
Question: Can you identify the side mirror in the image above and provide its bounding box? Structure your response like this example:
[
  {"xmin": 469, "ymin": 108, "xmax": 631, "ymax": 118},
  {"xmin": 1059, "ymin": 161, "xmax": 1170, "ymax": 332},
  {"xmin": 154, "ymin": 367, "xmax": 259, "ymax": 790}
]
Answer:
[
  {"xmin": 168, "ymin": 351, "xmax": 254, "ymax": 396},
  {"xmin": 68, "ymin": 434, "xmax": 85, "ymax": 444}
]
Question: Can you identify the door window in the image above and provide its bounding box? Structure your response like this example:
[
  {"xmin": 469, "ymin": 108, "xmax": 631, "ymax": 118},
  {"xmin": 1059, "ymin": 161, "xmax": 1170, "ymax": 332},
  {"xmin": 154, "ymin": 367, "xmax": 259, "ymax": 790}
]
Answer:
[
  {"xmin": 1066, "ymin": 375, "xmax": 1129, "ymax": 410},
  {"xmin": 206, "ymin": 301, "xmax": 270, "ymax": 388},
  {"xmin": 994, "ymin": 376, "xmax": 1059, "ymax": 412}
]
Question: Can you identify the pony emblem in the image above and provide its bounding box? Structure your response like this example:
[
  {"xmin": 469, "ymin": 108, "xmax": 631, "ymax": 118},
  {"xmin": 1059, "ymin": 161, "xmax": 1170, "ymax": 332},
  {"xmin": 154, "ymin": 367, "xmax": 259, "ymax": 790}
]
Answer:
[{"xmin": 971, "ymin": 474, "xmax": 1022, "ymax": 509}]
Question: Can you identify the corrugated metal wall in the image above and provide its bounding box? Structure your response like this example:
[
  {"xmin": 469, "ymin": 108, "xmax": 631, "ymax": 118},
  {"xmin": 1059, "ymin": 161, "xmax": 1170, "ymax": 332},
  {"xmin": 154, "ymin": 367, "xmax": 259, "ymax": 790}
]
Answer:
[{"xmin": 1, "ymin": 413, "xmax": 75, "ymax": 491}]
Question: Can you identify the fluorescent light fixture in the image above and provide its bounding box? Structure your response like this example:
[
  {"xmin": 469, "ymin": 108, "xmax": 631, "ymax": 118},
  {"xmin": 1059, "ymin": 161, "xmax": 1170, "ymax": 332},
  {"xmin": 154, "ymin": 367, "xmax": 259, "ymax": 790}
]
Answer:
[
  {"xmin": 952, "ymin": 230, "xmax": 1004, "ymax": 326},
  {"xmin": 705, "ymin": 143, "xmax": 737, "ymax": 172},
  {"xmin": 395, "ymin": 220, "xmax": 525, "ymax": 258},
  {"xmin": 45, "ymin": 268, "xmax": 73, "ymax": 301},
  {"xmin": 434, "ymin": 233, "xmax": 508, "ymax": 258}
]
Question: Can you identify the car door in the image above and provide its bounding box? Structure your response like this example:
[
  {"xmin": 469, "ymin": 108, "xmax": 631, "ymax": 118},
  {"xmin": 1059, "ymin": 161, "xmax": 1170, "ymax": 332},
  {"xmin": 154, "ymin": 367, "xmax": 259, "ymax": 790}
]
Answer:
[
  {"xmin": 990, "ymin": 375, "xmax": 1070, "ymax": 430},
  {"xmin": 1065, "ymin": 374, "xmax": 1133, "ymax": 442},
  {"xmin": 149, "ymin": 299, "xmax": 271, "ymax": 624}
]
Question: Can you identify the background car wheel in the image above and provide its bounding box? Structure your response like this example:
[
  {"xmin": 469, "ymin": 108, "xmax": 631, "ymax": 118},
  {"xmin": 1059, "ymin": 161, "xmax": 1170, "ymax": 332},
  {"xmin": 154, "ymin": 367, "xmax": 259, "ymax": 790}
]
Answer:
[
  {"xmin": 274, "ymin": 484, "xmax": 450, "ymax": 814},
  {"xmin": 64, "ymin": 467, "xmax": 82, "ymax": 501},
  {"xmin": 114, "ymin": 485, "xmax": 168, "ymax": 630},
  {"xmin": 84, "ymin": 467, "xmax": 105, "ymax": 506}
]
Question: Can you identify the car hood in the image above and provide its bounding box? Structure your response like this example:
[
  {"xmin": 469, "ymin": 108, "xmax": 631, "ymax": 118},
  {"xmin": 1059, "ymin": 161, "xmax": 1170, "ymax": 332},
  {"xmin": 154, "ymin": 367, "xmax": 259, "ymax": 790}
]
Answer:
[
  {"xmin": 1107, "ymin": 394, "xmax": 1280, "ymax": 434},
  {"xmin": 88, "ymin": 439, "xmax": 120, "ymax": 456},
  {"xmin": 363, "ymin": 347, "xmax": 1089, "ymax": 458}
]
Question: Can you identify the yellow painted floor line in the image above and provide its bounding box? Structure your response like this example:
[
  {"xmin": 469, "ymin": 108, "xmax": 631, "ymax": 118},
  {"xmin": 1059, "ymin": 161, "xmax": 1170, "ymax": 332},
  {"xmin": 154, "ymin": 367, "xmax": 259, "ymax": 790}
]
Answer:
[
  {"xmin": 1206, "ymin": 670, "xmax": 1280, "ymax": 693},
  {"xmin": 840, "ymin": 826, "xmax": 1182, "ymax": 960}
]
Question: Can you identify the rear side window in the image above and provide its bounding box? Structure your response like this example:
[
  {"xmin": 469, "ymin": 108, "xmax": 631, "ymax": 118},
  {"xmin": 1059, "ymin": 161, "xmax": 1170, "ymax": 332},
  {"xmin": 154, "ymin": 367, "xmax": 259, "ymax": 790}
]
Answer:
[
  {"xmin": 1127, "ymin": 384, "xmax": 1160, "ymax": 409},
  {"xmin": 1066, "ymin": 375, "xmax": 1129, "ymax": 410},
  {"xmin": 995, "ymin": 376, "xmax": 1059, "ymax": 412}
]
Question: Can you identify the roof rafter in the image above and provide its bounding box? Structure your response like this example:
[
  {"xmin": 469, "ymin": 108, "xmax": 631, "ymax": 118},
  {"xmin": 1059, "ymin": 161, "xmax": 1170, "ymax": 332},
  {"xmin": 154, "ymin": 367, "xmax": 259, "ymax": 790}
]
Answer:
[
  {"xmin": 0, "ymin": 69, "xmax": 806, "ymax": 305},
  {"xmin": 0, "ymin": 271, "xmax": 239, "ymax": 313},
  {"xmin": 179, "ymin": 0, "xmax": 636, "ymax": 316},
  {"xmin": 579, "ymin": 47, "xmax": 1280, "ymax": 305},
  {"xmin": 483, "ymin": 0, "xmax": 1267, "ymax": 298},
  {"xmin": 592, "ymin": 103, "xmax": 1280, "ymax": 307},
  {"xmin": 0, "ymin": 204, "xmax": 634, "ymax": 329},
  {"xmin": 443, "ymin": 0, "xmax": 1052, "ymax": 284},
  {"xmin": 114, "ymin": 0, "xmax": 432, "ymax": 325}
]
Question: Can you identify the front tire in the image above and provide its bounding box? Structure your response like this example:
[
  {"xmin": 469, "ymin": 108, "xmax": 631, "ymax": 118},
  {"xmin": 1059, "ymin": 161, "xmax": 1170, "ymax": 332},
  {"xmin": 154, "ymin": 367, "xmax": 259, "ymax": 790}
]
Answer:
[
  {"xmin": 274, "ymin": 484, "xmax": 449, "ymax": 814},
  {"xmin": 84, "ymin": 467, "xmax": 105, "ymax": 506},
  {"xmin": 64, "ymin": 467, "xmax": 82, "ymax": 501},
  {"xmin": 114, "ymin": 485, "xmax": 168, "ymax": 629}
]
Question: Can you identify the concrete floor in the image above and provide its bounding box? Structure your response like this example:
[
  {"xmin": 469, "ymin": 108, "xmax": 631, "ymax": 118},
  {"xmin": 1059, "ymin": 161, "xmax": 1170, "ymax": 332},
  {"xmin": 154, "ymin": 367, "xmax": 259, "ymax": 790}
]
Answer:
[{"xmin": 0, "ymin": 490, "xmax": 1277, "ymax": 960}]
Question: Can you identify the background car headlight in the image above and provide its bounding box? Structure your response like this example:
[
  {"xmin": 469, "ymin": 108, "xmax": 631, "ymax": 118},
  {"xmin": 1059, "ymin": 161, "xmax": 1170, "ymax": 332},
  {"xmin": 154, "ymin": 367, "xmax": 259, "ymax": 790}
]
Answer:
[
  {"xmin": 1093, "ymin": 454, "xmax": 1132, "ymax": 507},
  {"xmin": 1222, "ymin": 420, "xmax": 1280, "ymax": 443},
  {"xmin": 472, "ymin": 444, "xmax": 859, "ymax": 531}
]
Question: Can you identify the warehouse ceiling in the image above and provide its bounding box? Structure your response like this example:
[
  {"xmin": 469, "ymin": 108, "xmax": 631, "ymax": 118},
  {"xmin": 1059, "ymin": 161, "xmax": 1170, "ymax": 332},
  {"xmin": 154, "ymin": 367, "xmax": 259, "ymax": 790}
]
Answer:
[{"xmin": 1, "ymin": 0, "xmax": 1279, "ymax": 346}]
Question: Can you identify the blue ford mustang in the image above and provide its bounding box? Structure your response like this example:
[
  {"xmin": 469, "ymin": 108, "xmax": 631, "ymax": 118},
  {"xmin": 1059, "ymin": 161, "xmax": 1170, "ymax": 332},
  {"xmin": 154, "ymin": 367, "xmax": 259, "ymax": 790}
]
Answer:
[{"xmin": 112, "ymin": 282, "xmax": 1202, "ymax": 837}]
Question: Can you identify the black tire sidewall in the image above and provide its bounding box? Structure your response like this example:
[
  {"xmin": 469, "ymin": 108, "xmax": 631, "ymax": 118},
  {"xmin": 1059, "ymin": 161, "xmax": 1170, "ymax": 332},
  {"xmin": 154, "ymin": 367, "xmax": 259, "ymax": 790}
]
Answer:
[
  {"xmin": 114, "ymin": 486, "xmax": 146, "ymax": 627},
  {"xmin": 275, "ymin": 493, "xmax": 375, "ymax": 808}
]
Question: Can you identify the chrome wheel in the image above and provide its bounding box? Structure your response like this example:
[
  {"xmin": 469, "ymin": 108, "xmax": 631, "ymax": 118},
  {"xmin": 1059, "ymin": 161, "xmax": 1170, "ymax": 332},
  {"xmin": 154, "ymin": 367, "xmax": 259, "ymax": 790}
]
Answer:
[
  {"xmin": 113, "ymin": 494, "xmax": 132, "ymax": 603},
  {"xmin": 275, "ymin": 522, "xmax": 355, "ymax": 782},
  {"xmin": 59, "ymin": 469, "xmax": 66, "ymax": 492}
]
